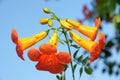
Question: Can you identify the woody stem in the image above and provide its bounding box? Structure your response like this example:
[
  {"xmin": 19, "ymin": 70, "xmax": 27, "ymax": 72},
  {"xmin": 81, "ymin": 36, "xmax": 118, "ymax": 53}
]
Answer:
[{"xmin": 63, "ymin": 29, "xmax": 75, "ymax": 80}]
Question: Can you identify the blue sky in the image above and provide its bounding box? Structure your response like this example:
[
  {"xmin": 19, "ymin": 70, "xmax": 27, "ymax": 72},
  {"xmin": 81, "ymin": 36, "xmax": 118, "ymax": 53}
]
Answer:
[{"xmin": 0, "ymin": 0, "xmax": 118, "ymax": 80}]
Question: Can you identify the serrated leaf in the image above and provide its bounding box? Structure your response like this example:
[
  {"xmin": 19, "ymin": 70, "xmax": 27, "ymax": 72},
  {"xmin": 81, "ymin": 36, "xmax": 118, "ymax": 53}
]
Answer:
[
  {"xmin": 78, "ymin": 55, "xmax": 83, "ymax": 62},
  {"xmin": 79, "ymin": 67, "xmax": 83, "ymax": 77},
  {"xmin": 73, "ymin": 49, "xmax": 79, "ymax": 58},
  {"xmin": 82, "ymin": 57, "xmax": 89, "ymax": 65},
  {"xmin": 84, "ymin": 66, "xmax": 93, "ymax": 75}
]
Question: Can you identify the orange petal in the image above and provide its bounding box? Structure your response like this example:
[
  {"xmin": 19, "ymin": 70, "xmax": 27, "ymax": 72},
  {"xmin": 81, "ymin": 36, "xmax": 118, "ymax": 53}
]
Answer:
[
  {"xmin": 36, "ymin": 54, "xmax": 49, "ymax": 71},
  {"xmin": 36, "ymin": 62, "xmax": 49, "ymax": 71},
  {"xmin": 28, "ymin": 48, "xmax": 41, "ymax": 61},
  {"xmin": 16, "ymin": 43, "xmax": 24, "ymax": 60},
  {"xmin": 56, "ymin": 52, "xmax": 72, "ymax": 64},
  {"xmin": 89, "ymin": 43, "xmax": 101, "ymax": 63},
  {"xmin": 98, "ymin": 32, "xmax": 106, "ymax": 48},
  {"xmin": 48, "ymin": 63, "xmax": 64, "ymax": 74},
  {"xmin": 11, "ymin": 28, "xmax": 18, "ymax": 44},
  {"xmin": 95, "ymin": 17, "xmax": 101, "ymax": 29},
  {"xmin": 48, "ymin": 54, "xmax": 64, "ymax": 74},
  {"xmin": 39, "ymin": 43, "xmax": 57, "ymax": 54},
  {"xmin": 36, "ymin": 54, "xmax": 64, "ymax": 74}
]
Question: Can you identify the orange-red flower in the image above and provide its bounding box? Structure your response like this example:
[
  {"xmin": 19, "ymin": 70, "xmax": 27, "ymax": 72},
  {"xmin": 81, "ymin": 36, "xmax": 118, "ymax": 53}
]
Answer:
[
  {"xmin": 70, "ymin": 31, "xmax": 105, "ymax": 63},
  {"xmin": 67, "ymin": 17, "xmax": 101, "ymax": 41},
  {"xmin": 11, "ymin": 28, "xmax": 48, "ymax": 60},
  {"xmin": 28, "ymin": 43, "xmax": 72, "ymax": 74}
]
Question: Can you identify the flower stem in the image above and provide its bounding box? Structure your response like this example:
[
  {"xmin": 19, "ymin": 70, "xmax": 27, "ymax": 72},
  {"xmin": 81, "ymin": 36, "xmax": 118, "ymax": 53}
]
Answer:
[
  {"xmin": 61, "ymin": 71, "xmax": 65, "ymax": 80},
  {"xmin": 63, "ymin": 29, "xmax": 75, "ymax": 80}
]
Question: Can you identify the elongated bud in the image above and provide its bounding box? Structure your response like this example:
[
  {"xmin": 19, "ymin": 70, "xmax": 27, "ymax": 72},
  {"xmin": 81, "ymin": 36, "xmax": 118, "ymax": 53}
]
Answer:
[
  {"xmin": 40, "ymin": 18, "xmax": 49, "ymax": 24},
  {"xmin": 48, "ymin": 19, "xmax": 53, "ymax": 27},
  {"xmin": 49, "ymin": 31, "xmax": 58, "ymax": 46},
  {"xmin": 60, "ymin": 19, "xmax": 73, "ymax": 30},
  {"xmin": 43, "ymin": 8, "xmax": 51, "ymax": 14}
]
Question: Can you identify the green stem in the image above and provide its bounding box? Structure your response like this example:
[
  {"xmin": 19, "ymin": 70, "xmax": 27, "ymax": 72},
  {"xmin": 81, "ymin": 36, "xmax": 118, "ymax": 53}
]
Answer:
[
  {"xmin": 61, "ymin": 71, "xmax": 65, "ymax": 80},
  {"xmin": 63, "ymin": 29, "xmax": 75, "ymax": 80}
]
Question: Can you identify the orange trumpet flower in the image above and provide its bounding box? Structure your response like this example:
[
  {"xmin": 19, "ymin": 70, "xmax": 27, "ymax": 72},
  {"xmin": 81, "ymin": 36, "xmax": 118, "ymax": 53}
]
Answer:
[
  {"xmin": 70, "ymin": 31, "xmax": 105, "ymax": 63},
  {"xmin": 28, "ymin": 43, "xmax": 72, "ymax": 74},
  {"xmin": 67, "ymin": 17, "xmax": 101, "ymax": 41},
  {"xmin": 11, "ymin": 28, "xmax": 48, "ymax": 60}
]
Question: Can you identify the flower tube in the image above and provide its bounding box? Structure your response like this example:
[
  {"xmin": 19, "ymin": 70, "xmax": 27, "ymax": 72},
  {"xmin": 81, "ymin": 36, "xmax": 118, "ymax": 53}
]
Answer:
[
  {"xmin": 67, "ymin": 17, "xmax": 101, "ymax": 41},
  {"xmin": 11, "ymin": 28, "xmax": 48, "ymax": 60},
  {"xmin": 70, "ymin": 31, "xmax": 105, "ymax": 63}
]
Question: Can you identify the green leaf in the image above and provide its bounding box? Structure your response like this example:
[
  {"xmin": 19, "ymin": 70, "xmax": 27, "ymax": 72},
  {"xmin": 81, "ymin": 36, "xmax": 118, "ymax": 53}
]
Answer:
[
  {"xmin": 56, "ymin": 75, "xmax": 61, "ymax": 80},
  {"xmin": 73, "ymin": 64, "xmax": 77, "ymax": 73},
  {"xmin": 79, "ymin": 67, "xmax": 83, "ymax": 77},
  {"xmin": 69, "ymin": 39, "xmax": 73, "ymax": 43},
  {"xmin": 71, "ymin": 44, "xmax": 80, "ymax": 48},
  {"xmin": 82, "ymin": 57, "xmax": 89, "ymax": 65},
  {"xmin": 84, "ymin": 66, "xmax": 93, "ymax": 75},
  {"xmin": 73, "ymin": 49, "xmax": 79, "ymax": 58},
  {"xmin": 62, "ymin": 64, "xmax": 68, "ymax": 71},
  {"xmin": 58, "ymin": 38, "xmax": 64, "ymax": 44},
  {"xmin": 78, "ymin": 55, "xmax": 83, "ymax": 62}
]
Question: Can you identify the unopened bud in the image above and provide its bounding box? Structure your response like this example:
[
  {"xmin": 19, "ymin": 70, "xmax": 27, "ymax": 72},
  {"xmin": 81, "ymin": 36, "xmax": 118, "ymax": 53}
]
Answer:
[
  {"xmin": 48, "ymin": 19, "xmax": 53, "ymax": 27},
  {"xmin": 40, "ymin": 18, "xmax": 49, "ymax": 24},
  {"xmin": 43, "ymin": 8, "xmax": 51, "ymax": 14}
]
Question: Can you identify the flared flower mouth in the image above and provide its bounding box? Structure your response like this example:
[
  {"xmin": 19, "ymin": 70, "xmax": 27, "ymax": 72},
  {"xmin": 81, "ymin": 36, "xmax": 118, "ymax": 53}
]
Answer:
[
  {"xmin": 95, "ymin": 17, "xmax": 101, "ymax": 29},
  {"xmin": 11, "ymin": 29, "xmax": 24, "ymax": 60},
  {"xmin": 67, "ymin": 17, "xmax": 101, "ymax": 41},
  {"xmin": 89, "ymin": 43, "xmax": 101, "ymax": 63},
  {"xmin": 88, "ymin": 32, "xmax": 105, "ymax": 63},
  {"xmin": 98, "ymin": 32, "xmax": 106, "ymax": 48},
  {"xmin": 28, "ymin": 43, "xmax": 72, "ymax": 74},
  {"xmin": 70, "ymin": 31, "xmax": 106, "ymax": 63}
]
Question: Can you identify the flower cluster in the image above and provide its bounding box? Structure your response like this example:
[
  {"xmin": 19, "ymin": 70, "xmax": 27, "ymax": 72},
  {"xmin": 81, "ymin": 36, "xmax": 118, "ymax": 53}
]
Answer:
[{"xmin": 11, "ymin": 8, "xmax": 105, "ymax": 75}]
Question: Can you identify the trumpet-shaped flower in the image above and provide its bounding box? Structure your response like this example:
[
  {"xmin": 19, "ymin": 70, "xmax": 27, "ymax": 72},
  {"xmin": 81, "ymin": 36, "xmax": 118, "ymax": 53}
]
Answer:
[
  {"xmin": 67, "ymin": 17, "xmax": 101, "ymax": 41},
  {"xmin": 28, "ymin": 43, "xmax": 72, "ymax": 74},
  {"xmin": 70, "ymin": 31, "xmax": 105, "ymax": 63},
  {"xmin": 11, "ymin": 28, "xmax": 48, "ymax": 60}
]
